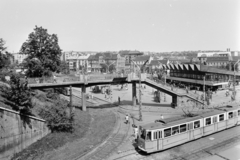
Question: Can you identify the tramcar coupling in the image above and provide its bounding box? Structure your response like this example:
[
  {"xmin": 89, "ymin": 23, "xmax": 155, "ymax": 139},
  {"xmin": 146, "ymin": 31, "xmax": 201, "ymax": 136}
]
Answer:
[{"xmin": 137, "ymin": 105, "xmax": 240, "ymax": 153}]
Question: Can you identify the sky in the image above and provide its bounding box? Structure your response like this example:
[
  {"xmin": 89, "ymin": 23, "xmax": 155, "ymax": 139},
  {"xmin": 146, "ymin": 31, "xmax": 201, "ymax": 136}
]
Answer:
[{"xmin": 0, "ymin": 0, "xmax": 239, "ymax": 53}]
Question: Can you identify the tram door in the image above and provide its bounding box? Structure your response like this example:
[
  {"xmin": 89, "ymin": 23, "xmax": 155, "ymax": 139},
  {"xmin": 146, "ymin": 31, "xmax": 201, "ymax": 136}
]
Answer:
[
  {"xmin": 188, "ymin": 122, "xmax": 194, "ymax": 140},
  {"xmin": 157, "ymin": 131, "xmax": 162, "ymax": 150},
  {"xmin": 213, "ymin": 116, "xmax": 218, "ymax": 132}
]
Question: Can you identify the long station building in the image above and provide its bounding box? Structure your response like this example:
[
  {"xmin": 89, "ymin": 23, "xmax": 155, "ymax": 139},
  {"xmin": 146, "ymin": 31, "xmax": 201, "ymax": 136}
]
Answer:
[{"xmin": 161, "ymin": 64, "xmax": 240, "ymax": 91}]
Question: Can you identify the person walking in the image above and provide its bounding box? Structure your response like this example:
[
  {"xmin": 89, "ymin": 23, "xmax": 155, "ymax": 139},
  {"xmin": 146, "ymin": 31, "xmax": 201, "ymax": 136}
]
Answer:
[
  {"xmin": 134, "ymin": 126, "xmax": 138, "ymax": 140},
  {"xmin": 118, "ymin": 96, "xmax": 121, "ymax": 105},
  {"xmin": 161, "ymin": 114, "xmax": 164, "ymax": 120},
  {"xmin": 125, "ymin": 114, "xmax": 129, "ymax": 124},
  {"xmin": 53, "ymin": 75, "xmax": 57, "ymax": 83}
]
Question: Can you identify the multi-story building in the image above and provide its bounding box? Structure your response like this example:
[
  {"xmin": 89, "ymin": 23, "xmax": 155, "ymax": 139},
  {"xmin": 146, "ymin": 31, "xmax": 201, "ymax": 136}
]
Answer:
[
  {"xmin": 119, "ymin": 50, "xmax": 144, "ymax": 66},
  {"xmin": 12, "ymin": 53, "xmax": 28, "ymax": 64},
  {"xmin": 88, "ymin": 52, "xmax": 125, "ymax": 73}
]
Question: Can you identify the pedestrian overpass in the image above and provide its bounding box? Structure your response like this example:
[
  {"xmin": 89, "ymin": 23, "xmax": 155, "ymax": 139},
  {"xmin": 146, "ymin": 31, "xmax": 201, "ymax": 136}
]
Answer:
[{"xmin": 28, "ymin": 74, "xmax": 204, "ymax": 111}]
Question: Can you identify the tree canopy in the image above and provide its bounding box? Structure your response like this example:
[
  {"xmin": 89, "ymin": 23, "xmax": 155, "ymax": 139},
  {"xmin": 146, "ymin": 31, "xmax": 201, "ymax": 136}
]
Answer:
[
  {"xmin": 20, "ymin": 26, "xmax": 62, "ymax": 77},
  {"xmin": 0, "ymin": 38, "xmax": 11, "ymax": 70},
  {"xmin": 0, "ymin": 73, "xmax": 33, "ymax": 114}
]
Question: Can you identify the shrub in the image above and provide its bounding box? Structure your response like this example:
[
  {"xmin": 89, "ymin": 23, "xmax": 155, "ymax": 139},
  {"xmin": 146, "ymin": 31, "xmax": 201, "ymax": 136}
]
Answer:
[{"xmin": 38, "ymin": 100, "xmax": 74, "ymax": 132}]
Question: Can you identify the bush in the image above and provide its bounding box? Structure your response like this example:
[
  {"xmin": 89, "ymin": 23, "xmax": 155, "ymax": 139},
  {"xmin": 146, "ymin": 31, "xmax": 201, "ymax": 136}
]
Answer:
[
  {"xmin": 0, "ymin": 73, "xmax": 32, "ymax": 114},
  {"xmin": 38, "ymin": 99, "xmax": 74, "ymax": 132}
]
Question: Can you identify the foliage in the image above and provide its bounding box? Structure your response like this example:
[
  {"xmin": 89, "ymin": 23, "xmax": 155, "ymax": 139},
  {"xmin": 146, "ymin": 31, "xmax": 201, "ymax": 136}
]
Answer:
[
  {"xmin": 0, "ymin": 38, "xmax": 12, "ymax": 70},
  {"xmin": 20, "ymin": 26, "xmax": 62, "ymax": 77},
  {"xmin": 38, "ymin": 99, "xmax": 74, "ymax": 132},
  {"xmin": 59, "ymin": 61, "xmax": 70, "ymax": 74},
  {"xmin": 0, "ymin": 73, "xmax": 33, "ymax": 114},
  {"xmin": 226, "ymin": 62, "xmax": 239, "ymax": 72}
]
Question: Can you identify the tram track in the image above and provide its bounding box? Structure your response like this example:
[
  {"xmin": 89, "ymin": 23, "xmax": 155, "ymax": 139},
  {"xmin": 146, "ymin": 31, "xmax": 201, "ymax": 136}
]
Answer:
[{"xmin": 76, "ymin": 110, "xmax": 131, "ymax": 160}]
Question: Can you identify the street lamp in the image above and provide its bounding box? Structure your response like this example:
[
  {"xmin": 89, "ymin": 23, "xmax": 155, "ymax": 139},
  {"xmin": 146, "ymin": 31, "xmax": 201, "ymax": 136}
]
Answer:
[
  {"xmin": 233, "ymin": 59, "xmax": 240, "ymax": 100},
  {"xmin": 131, "ymin": 60, "xmax": 143, "ymax": 121}
]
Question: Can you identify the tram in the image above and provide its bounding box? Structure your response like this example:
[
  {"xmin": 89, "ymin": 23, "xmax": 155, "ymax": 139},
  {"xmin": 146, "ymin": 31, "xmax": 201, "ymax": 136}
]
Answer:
[{"xmin": 137, "ymin": 105, "xmax": 240, "ymax": 153}]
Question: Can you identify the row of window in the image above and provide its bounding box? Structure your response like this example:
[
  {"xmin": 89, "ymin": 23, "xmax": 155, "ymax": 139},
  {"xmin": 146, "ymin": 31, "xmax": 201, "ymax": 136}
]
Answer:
[{"xmin": 150, "ymin": 110, "xmax": 240, "ymax": 140}]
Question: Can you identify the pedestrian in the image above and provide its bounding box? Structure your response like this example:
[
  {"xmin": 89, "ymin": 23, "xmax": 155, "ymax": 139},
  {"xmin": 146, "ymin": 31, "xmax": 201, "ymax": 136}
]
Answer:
[
  {"xmin": 161, "ymin": 114, "xmax": 164, "ymax": 120},
  {"xmin": 53, "ymin": 75, "xmax": 57, "ymax": 83},
  {"xmin": 118, "ymin": 96, "xmax": 121, "ymax": 105},
  {"xmin": 125, "ymin": 114, "xmax": 129, "ymax": 124},
  {"xmin": 134, "ymin": 126, "xmax": 138, "ymax": 139}
]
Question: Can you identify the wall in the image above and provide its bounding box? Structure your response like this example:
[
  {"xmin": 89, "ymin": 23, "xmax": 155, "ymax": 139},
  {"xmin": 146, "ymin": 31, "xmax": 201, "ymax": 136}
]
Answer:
[{"xmin": 0, "ymin": 106, "xmax": 50, "ymax": 160}]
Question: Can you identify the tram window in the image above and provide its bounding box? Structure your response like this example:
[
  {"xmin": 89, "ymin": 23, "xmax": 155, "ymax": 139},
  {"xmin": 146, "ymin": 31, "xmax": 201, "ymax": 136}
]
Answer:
[
  {"xmin": 219, "ymin": 114, "xmax": 224, "ymax": 121},
  {"xmin": 172, "ymin": 126, "xmax": 179, "ymax": 135},
  {"xmin": 140, "ymin": 129, "xmax": 146, "ymax": 140},
  {"xmin": 154, "ymin": 131, "xmax": 157, "ymax": 140},
  {"xmin": 205, "ymin": 117, "xmax": 211, "ymax": 125},
  {"xmin": 164, "ymin": 128, "xmax": 171, "ymax": 137},
  {"xmin": 228, "ymin": 112, "xmax": 233, "ymax": 119},
  {"xmin": 194, "ymin": 121, "xmax": 200, "ymax": 129},
  {"xmin": 238, "ymin": 110, "xmax": 240, "ymax": 116},
  {"xmin": 146, "ymin": 131, "xmax": 151, "ymax": 140},
  {"xmin": 158, "ymin": 131, "xmax": 162, "ymax": 139},
  {"xmin": 180, "ymin": 124, "xmax": 187, "ymax": 133}
]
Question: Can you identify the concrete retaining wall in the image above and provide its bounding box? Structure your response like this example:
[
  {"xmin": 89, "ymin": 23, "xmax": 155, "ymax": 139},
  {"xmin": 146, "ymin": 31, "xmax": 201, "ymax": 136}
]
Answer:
[{"xmin": 0, "ymin": 106, "xmax": 50, "ymax": 160}]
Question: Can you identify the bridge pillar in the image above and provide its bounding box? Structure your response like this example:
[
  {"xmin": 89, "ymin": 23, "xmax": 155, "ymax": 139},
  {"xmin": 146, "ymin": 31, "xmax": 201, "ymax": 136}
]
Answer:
[
  {"xmin": 82, "ymin": 85, "xmax": 86, "ymax": 111},
  {"xmin": 171, "ymin": 95, "xmax": 178, "ymax": 108},
  {"xmin": 132, "ymin": 82, "xmax": 137, "ymax": 106}
]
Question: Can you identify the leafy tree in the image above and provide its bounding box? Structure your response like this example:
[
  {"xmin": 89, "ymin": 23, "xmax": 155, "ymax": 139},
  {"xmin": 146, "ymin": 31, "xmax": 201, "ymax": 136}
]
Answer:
[
  {"xmin": 20, "ymin": 26, "xmax": 62, "ymax": 77},
  {"xmin": 59, "ymin": 61, "xmax": 70, "ymax": 74},
  {"xmin": 226, "ymin": 62, "xmax": 239, "ymax": 72},
  {"xmin": 38, "ymin": 98, "xmax": 74, "ymax": 132},
  {"xmin": 0, "ymin": 38, "xmax": 11, "ymax": 70},
  {"xmin": 0, "ymin": 73, "xmax": 33, "ymax": 114}
]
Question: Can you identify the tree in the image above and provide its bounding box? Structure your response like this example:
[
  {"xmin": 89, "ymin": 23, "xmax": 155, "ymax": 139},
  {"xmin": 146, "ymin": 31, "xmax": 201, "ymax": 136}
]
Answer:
[
  {"xmin": 20, "ymin": 26, "xmax": 62, "ymax": 77},
  {"xmin": 0, "ymin": 73, "xmax": 33, "ymax": 114},
  {"xmin": 59, "ymin": 61, "xmax": 70, "ymax": 74},
  {"xmin": 0, "ymin": 38, "xmax": 11, "ymax": 70},
  {"xmin": 226, "ymin": 62, "xmax": 239, "ymax": 72}
]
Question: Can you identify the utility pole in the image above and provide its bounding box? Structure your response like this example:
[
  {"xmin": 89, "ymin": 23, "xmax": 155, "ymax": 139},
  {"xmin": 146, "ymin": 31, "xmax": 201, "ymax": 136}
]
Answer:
[
  {"xmin": 164, "ymin": 70, "xmax": 166, "ymax": 102},
  {"xmin": 139, "ymin": 71, "xmax": 142, "ymax": 121},
  {"xmin": 233, "ymin": 60, "xmax": 240, "ymax": 100},
  {"xmin": 203, "ymin": 76, "xmax": 205, "ymax": 106}
]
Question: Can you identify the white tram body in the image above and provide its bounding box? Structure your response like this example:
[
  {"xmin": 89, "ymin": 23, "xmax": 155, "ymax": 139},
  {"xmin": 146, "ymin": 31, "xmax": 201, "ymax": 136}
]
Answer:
[{"xmin": 137, "ymin": 106, "xmax": 240, "ymax": 153}]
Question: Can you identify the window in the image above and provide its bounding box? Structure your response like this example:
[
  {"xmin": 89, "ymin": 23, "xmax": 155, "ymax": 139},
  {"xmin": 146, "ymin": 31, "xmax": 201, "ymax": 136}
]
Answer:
[
  {"xmin": 238, "ymin": 110, "xmax": 240, "ymax": 116},
  {"xmin": 146, "ymin": 131, "xmax": 151, "ymax": 140},
  {"xmin": 194, "ymin": 121, "xmax": 200, "ymax": 129},
  {"xmin": 164, "ymin": 128, "xmax": 171, "ymax": 137},
  {"xmin": 158, "ymin": 131, "xmax": 162, "ymax": 139},
  {"xmin": 219, "ymin": 114, "xmax": 224, "ymax": 121},
  {"xmin": 180, "ymin": 124, "xmax": 187, "ymax": 133},
  {"xmin": 172, "ymin": 126, "xmax": 179, "ymax": 135},
  {"xmin": 154, "ymin": 131, "xmax": 158, "ymax": 140},
  {"xmin": 228, "ymin": 112, "xmax": 233, "ymax": 119},
  {"xmin": 140, "ymin": 129, "xmax": 146, "ymax": 140},
  {"xmin": 205, "ymin": 117, "xmax": 211, "ymax": 125}
]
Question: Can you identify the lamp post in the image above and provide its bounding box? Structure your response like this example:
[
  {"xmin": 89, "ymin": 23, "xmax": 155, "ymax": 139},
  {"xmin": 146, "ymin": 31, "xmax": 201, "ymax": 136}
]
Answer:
[
  {"xmin": 233, "ymin": 59, "xmax": 240, "ymax": 100},
  {"xmin": 131, "ymin": 60, "xmax": 142, "ymax": 121},
  {"xmin": 203, "ymin": 75, "xmax": 205, "ymax": 106},
  {"xmin": 164, "ymin": 70, "xmax": 166, "ymax": 102}
]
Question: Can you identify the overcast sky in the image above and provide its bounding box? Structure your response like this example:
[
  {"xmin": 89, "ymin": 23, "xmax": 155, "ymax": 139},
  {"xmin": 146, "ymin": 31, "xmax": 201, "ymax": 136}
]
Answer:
[{"xmin": 0, "ymin": 0, "xmax": 239, "ymax": 53}]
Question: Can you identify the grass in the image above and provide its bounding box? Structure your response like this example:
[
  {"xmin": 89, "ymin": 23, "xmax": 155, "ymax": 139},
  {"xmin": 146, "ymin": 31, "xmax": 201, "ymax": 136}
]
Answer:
[{"xmin": 11, "ymin": 108, "xmax": 116, "ymax": 160}]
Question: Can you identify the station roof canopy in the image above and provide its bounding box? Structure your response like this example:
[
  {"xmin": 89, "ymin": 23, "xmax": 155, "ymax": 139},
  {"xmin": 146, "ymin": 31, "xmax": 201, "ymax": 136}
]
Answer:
[{"xmin": 163, "ymin": 64, "xmax": 240, "ymax": 76}]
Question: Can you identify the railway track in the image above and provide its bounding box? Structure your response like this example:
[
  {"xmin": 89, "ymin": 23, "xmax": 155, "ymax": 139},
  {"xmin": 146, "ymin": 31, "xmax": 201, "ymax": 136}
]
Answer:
[{"xmin": 76, "ymin": 111, "xmax": 131, "ymax": 160}]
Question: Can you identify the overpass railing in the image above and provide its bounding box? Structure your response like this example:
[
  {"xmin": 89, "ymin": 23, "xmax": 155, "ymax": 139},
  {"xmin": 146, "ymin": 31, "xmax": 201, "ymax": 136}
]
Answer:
[{"xmin": 27, "ymin": 74, "xmax": 126, "ymax": 84}]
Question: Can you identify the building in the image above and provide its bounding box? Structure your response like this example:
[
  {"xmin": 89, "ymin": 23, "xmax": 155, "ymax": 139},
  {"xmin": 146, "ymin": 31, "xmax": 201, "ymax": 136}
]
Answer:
[
  {"xmin": 119, "ymin": 50, "xmax": 144, "ymax": 66},
  {"xmin": 12, "ymin": 53, "xmax": 28, "ymax": 64},
  {"xmin": 162, "ymin": 63, "xmax": 240, "ymax": 90},
  {"xmin": 148, "ymin": 59, "xmax": 169, "ymax": 73},
  {"xmin": 87, "ymin": 52, "xmax": 125, "ymax": 73}
]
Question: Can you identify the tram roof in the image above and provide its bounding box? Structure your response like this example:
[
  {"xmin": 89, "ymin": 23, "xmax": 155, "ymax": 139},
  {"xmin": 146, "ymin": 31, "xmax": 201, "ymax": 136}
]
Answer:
[
  {"xmin": 215, "ymin": 105, "xmax": 240, "ymax": 112},
  {"xmin": 141, "ymin": 116, "xmax": 202, "ymax": 130},
  {"xmin": 199, "ymin": 110, "xmax": 225, "ymax": 118}
]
